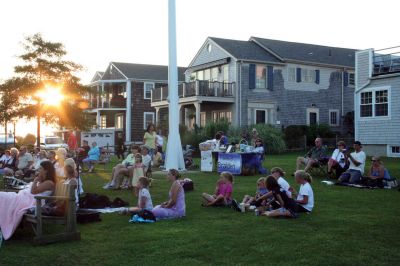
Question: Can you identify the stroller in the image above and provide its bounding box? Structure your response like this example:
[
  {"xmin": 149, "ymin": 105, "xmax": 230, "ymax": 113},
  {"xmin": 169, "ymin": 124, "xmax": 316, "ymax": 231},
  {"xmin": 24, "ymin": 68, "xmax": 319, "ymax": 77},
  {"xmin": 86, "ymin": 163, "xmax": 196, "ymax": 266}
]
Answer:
[{"xmin": 183, "ymin": 145, "xmax": 195, "ymax": 169}]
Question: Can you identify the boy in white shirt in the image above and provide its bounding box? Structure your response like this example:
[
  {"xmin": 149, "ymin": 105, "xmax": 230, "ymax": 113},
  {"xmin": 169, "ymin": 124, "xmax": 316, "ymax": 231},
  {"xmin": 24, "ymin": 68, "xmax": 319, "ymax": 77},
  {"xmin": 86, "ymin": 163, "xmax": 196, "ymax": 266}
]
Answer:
[{"xmin": 338, "ymin": 141, "xmax": 366, "ymax": 184}]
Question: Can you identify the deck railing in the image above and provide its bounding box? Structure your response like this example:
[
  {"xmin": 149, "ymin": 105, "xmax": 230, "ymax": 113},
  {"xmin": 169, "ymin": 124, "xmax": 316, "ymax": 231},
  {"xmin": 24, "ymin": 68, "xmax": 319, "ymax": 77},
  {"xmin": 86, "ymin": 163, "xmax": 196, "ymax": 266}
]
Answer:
[
  {"xmin": 152, "ymin": 81, "xmax": 235, "ymax": 102},
  {"xmin": 373, "ymin": 46, "xmax": 400, "ymax": 76}
]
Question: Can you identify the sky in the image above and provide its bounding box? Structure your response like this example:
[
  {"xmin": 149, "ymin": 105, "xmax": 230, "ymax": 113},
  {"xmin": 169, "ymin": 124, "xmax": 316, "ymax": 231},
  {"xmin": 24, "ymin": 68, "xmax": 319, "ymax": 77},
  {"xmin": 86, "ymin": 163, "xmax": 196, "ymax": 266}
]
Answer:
[{"xmin": 0, "ymin": 0, "xmax": 399, "ymax": 136}]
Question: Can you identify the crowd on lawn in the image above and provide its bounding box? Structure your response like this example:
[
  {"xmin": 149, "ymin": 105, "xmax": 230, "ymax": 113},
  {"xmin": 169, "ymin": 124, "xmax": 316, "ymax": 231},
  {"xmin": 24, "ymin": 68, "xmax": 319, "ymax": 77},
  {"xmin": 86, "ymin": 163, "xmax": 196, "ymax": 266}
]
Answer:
[{"xmin": 0, "ymin": 127, "xmax": 396, "ymax": 244}]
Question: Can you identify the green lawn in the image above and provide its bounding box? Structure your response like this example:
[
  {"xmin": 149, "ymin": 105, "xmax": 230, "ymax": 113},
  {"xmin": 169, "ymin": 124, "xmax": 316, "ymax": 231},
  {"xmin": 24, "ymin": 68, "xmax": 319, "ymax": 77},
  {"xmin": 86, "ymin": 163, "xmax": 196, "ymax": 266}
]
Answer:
[{"xmin": 1, "ymin": 153, "xmax": 399, "ymax": 266}]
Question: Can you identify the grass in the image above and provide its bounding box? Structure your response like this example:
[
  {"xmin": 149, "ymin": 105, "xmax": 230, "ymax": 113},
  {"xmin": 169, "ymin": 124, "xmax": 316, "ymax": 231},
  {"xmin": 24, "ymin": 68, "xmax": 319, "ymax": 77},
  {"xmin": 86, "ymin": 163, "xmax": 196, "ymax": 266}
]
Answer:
[{"xmin": 1, "ymin": 153, "xmax": 400, "ymax": 266}]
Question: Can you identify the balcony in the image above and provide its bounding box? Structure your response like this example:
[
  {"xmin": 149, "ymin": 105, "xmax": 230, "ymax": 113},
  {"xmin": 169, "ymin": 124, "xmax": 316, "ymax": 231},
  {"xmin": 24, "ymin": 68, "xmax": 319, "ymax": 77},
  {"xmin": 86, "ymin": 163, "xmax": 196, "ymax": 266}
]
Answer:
[
  {"xmin": 87, "ymin": 95, "xmax": 127, "ymax": 110},
  {"xmin": 373, "ymin": 47, "xmax": 400, "ymax": 76},
  {"xmin": 152, "ymin": 81, "xmax": 235, "ymax": 103}
]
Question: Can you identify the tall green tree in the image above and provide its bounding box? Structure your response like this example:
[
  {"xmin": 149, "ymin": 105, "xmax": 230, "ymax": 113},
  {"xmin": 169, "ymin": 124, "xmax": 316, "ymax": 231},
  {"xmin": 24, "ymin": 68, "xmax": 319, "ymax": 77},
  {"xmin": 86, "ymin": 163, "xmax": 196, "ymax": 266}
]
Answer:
[
  {"xmin": 1, "ymin": 33, "xmax": 93, "ymax": 147},
  {"xmin": 0, "ymin": 78, "xmax": 25, "ymax": 145}
]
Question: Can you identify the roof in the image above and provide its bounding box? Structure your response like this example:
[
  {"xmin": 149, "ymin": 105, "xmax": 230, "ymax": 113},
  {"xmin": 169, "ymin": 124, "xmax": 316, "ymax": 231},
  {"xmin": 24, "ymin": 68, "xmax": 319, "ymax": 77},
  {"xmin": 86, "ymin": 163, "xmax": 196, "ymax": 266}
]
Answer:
[
  {"xmin": 209, "ymin": 37, "xmax": 281, "ymax": 63},
  {"xmin": 90, "ymin": 71, "xmax": 104, "ymax": 83},
  {"xmin": 251, "ymin": 37, "xmax": 357, "ymax": 68},
  {"xmin": 105, "ymin": 62, "xmax": 186, "ymax": 81}
]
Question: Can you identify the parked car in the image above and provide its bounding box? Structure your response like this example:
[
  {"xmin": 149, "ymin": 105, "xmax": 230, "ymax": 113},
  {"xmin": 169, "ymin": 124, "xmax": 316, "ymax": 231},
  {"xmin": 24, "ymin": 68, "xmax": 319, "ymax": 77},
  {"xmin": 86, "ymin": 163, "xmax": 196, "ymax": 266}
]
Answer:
[{"xmin": 40, "ymin": 136, "xmax": 69, "ymax": 151}]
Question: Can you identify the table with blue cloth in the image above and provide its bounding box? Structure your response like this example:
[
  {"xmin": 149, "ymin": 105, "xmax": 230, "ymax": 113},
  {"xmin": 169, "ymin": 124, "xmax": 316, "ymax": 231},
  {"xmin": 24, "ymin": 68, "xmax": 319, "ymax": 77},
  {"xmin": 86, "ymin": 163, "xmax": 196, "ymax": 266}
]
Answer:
[{"xmin": 214, "ymin": 152, "xmax": 266, "ymax": 176}]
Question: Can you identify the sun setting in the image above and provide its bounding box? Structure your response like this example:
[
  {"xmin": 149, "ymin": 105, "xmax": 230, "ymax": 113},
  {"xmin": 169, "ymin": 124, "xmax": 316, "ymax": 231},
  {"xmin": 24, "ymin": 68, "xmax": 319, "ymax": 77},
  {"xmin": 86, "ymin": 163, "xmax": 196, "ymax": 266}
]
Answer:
[{"xmin": 35, "ymin": 85, "xmax": 64, "ymax": 106}]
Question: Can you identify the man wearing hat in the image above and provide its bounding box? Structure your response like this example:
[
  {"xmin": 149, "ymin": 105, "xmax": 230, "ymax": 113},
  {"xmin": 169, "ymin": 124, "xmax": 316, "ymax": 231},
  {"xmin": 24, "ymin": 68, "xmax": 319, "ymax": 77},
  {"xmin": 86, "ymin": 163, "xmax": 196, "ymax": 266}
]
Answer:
[{"xmin": 338, "ymin": 141, "xmax": 366, "ymax": 184}]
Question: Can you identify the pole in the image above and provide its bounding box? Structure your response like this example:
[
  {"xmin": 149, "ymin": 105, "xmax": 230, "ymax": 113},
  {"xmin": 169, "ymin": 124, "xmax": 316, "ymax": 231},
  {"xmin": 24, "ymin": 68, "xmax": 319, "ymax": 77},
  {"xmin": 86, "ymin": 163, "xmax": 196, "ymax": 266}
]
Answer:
[
  {"xmin": 165, "ymin": 0, "xmax": 185, "ymax": 171},
  {"xmin": 36, "ymin": 111, "xmax": 40, "ymax": 148},
  {"xmin": 13, "ymin": 121, "xmax": 16, "ymax": 145}
]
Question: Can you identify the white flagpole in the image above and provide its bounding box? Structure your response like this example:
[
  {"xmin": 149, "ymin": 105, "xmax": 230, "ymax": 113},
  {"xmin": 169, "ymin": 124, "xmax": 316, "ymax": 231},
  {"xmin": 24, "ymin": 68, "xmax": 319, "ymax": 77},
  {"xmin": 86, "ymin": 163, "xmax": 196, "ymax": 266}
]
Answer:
[{"xmin": 165, "ymin": 0, "xmax": 185, "ymax": 171}]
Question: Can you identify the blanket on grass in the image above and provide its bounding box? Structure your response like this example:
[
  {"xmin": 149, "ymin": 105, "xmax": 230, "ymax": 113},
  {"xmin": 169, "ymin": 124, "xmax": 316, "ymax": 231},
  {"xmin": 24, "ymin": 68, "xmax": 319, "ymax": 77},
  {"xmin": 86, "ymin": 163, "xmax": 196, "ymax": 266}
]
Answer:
[
  {"xmin": 321, "ymin": 180, "xmax": 393, "ymax": 189},
  {"xmin": 0, "ymin": 185, "xmax": 36, "ymax": 240}
]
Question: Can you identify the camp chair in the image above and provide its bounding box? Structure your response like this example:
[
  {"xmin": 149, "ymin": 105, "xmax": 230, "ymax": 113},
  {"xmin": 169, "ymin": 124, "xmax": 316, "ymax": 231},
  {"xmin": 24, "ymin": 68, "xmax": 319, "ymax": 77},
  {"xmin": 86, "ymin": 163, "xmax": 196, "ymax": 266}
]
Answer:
[{"xmin": 307, "ymin": 157, "xmax": 329, "ymax": 178}]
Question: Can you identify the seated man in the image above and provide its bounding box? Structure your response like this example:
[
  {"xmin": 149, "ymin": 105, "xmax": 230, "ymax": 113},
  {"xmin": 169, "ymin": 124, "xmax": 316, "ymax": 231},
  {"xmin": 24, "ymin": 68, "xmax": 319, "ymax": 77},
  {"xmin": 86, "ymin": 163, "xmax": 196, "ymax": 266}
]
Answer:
[
  {"xmin": 296, "ymin": 138, "xmax": 327, "ymax": 172},
  {"xmin": 141, "ymin": 145, "xmax": 152, "ymax": 173},
  {"xmin": 15, "ymin": 146, "xmax": 34, "ymax": 178},
  {"xmin": 327, "ymin": 141, "xmax": 348, "ymax": 178},
  {"xmin": 338, "ymin": 141, "xmax": 366, "ymax": 184}
]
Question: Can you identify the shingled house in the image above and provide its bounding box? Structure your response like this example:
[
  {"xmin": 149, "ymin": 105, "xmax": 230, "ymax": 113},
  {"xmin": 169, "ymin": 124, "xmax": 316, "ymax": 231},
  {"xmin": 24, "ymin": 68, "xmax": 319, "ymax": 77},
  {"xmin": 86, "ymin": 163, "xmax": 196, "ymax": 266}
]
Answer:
[
  {"xmin": 151, "ymin": 37, "xmax": 357, "ymax": 134},
  {"xmin": 86, "ymin": 63, "xmax": 186, "ymax": 143}
]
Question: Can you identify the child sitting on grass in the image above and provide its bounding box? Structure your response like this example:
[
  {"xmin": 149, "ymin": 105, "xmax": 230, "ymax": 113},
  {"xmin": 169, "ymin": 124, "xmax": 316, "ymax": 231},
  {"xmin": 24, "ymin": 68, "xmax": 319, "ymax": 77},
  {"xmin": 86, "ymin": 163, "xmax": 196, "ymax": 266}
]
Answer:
[
  {"xmin": 121, "ymin": 154, "xmax": 145, "ymax": 193},
  {"xmin": 235, "ymin": 177, "xmax": 269, "ymax": 212},
  {"xmin": 260, "ymin": 175, "xmax": 298, "ymax": 218},
  {"xmin": 202, "ymin": 171, "xmax": 233, "ymax": 207},
  {"xmin": 120, "ymin": 177, "xmax": 153, "ymax": 215},
  {"xmin": 290, "ymin": 170, "xmax": 314, "ymax": 213}
]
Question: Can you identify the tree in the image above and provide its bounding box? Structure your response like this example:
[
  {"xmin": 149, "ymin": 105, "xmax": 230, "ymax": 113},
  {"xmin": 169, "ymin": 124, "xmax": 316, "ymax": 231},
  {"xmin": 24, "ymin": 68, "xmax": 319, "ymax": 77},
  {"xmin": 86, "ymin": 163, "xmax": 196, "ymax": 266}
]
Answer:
[
  {"xmin": 0, "ymin": 78, "xmax": 24, "ymax": 145},
  {"xmin": 2, "ymin": 33, "xmax": 93, "ymax": 147}
]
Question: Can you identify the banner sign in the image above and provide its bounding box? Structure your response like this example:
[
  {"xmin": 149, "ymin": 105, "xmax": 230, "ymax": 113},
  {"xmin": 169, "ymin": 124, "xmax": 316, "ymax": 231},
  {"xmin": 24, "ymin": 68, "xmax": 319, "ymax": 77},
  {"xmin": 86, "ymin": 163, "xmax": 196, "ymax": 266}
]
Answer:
[
  {"xmin": 200, "ymin": 150, "xmax": 213, "ymax": 172},
  {"xmin": 217, "ymin": 153, "xmax": 242, "ymax": 175}
]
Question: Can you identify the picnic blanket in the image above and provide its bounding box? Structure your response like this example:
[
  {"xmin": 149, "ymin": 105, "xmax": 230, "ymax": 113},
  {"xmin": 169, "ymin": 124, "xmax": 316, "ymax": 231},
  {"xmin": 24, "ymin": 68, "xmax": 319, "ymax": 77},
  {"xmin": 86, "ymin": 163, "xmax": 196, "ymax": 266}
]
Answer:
[
  {"xmin": 321, "ymin": 180, "xmax": 394, "ymax": 189},
  {"xmin": 0, "ymin": 185, "xmax": 36, "ymax": 240}
]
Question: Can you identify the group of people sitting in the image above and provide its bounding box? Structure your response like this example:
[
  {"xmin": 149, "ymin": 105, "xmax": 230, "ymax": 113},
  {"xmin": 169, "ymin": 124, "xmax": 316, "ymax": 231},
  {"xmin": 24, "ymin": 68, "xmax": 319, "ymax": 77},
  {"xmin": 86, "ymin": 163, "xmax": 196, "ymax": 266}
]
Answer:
[
  {"xmin": 200, "ymin": 168, "xmax": 313, "ymax": 218},
  {"xmin": 0, "ymin": 153, "xmax": 80, "ymax": 241},
  {"xmin": 296, "ymin": 138, "xmax": 392, "ymax": 188}
]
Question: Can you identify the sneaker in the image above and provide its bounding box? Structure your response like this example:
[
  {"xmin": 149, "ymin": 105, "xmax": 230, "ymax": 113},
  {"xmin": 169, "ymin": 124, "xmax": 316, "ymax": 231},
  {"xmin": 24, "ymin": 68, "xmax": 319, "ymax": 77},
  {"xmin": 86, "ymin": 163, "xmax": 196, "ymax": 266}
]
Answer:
[
  {"xmin": 103, "ymin": 183, "xmax": 112, "ymax": 189},
  {"xmin": 231, "ymin": 199, "xmax": 241, "ymax": 212},
  {"xmin": 239, "ymin": 203, "xmax": 246, "ymax": 213}
]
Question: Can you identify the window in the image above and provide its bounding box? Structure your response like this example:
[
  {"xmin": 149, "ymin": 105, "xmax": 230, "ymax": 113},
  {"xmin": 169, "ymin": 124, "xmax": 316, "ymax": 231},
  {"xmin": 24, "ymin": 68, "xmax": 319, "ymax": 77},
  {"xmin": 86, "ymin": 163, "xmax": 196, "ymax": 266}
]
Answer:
[
  {"xmin": 306, "ymin": 108, "xmax": 319, "ymax": 125},
  {"xmin": 211, "ymin": 111, "xmax": 232, "ymax": 123},
  {"xmin": 207, "ymin": 43, "xmax": 212, "ymax": 53},
  {"xmin": 115, "ymin": 114, "xmax": 124, "ymax": 129},
  {"xmin": 255, "ymin": 110, "xmax": 267, "ymax": 124},
  {"xmin": 392, "ymin": 146, "xmax": 400, "ymax": 154},
  {"xmin": 211, "ymin": 67, "xmax": 219, "ymax": 81},
  {"xmin": 349, "ymin": 73, "xmax": 355, "ymax": 86},
  {"xmin": 329, "ymin": 109, "xmax": 339, "ymax": 126},
  {"xmin": 375, "ymin": 90, "xmax": 388, "ymax": 116},
  {"xmin": 360, "ymin": 91, "xmax": 373, "ymax": 117},
  {"xmin": 144, "ymin": 82, "xmax": 154, "ymax": 99},
  {"xmin": 288, "ymin": 67, "xmax": 296, "ymax": 82},
  {"xmin": 223, "ymin": 65, "xmax": 229, "ymax": 82},
  {"xmin": 302, "ymin": 69, "xmax": 316, "ymax": 83},
  {"xmin": 200, "ymin": 112, "xmax": 206, "ymax": 127},
  {"xmin": 143, "ymin": 112, "xmax": 155, "ymax": 130},
  {"xmin": 204, "ymin": 69, "xmax": 211, "ymax": 81},
  {"xmin": 196, "ymin": 70, "xmax": 204, "ymax": 80},
  {"xmin": 360, "ymin": 89, "xmax": 389, "ymax": 118},
  {"xmin": 100, "ymin": 115, "xmax": 107, "ymax": 129},
  {"xmin": 256, "ymin": 65, "xmax": 266, "ymax": 89}
]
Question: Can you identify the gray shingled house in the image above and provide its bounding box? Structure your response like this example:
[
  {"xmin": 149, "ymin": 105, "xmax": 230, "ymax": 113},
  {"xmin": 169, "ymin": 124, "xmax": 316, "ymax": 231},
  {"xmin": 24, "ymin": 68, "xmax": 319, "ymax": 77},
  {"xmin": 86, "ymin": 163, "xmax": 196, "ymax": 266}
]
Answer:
[
  {"xmin": 151, "ymin": 37, "xmax": 357, "ymax": 135},
  {"xmin": 355, "ymin": 47, "xmax": 400, "ymax": 157},
  {"xmin": 86, "ymin": 63, "xmax": 185, "ymax": 143}
]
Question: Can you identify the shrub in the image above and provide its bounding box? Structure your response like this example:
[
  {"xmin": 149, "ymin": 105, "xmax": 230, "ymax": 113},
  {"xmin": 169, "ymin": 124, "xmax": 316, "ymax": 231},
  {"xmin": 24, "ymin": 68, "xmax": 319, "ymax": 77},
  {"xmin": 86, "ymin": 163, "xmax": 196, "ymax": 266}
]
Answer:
[
  {"xmin": 202, "ymin": 119, "xmax": 230, "ymax": 140},
  {"xmin": 249, "ymin": 124, "xmax": 286, "ymax": 154}
]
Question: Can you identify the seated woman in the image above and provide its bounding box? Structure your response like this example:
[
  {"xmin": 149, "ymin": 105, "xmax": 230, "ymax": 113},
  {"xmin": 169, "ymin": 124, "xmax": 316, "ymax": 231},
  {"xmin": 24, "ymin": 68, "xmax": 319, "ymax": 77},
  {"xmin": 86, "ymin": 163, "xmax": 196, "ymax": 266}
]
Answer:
[
  {"xmin": 363, "ymin": 156, "xmax": 390, "ymax": 188},
  {"xmin": 104, "ymin": 145, "xmax": 139, "ymax": 189},
  {"xmin": 327, "ymin": 141, "xmax": 348, "ymax": 178},
  {"xmin": 202, "ymin": 172, "xmax": 233, "ymax": 207},
  {"xmin": 151, "ymin": 169, "xmax": 185, "ymax": 219},
  {"xmin": 0, "ymin": 160, "xmax": 56, "ymax": 241}
]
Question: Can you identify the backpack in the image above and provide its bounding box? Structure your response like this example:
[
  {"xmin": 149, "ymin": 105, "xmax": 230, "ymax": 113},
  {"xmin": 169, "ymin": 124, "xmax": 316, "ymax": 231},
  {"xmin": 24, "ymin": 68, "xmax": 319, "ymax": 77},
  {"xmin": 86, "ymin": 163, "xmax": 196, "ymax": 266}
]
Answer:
[{"xmin": 79, "ymin": 193, "xmax": 111, "ymax": 209}]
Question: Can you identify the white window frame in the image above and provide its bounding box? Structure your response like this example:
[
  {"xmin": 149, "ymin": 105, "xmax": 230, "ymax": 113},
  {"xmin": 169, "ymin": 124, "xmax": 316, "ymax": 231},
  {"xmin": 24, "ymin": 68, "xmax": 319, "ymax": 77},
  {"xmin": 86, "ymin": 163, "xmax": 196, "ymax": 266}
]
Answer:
[
  {"xmin": 306, "ymin": 108, "xmax": 319, "ymax": 125},
  {"xmin": 288, "ymin": 67, "xmax": 296, "ymax": 82},
  {"xmin": 144, "ymin": 82, "xmax": 154, "ymax": 100},
  {"xmin": 254, "ymin": 109, "xmax": 268, "ymax": 124},
  {"xmin": 359, "ymin": 86, "xmax": 391, "ymax": 120},
  {"xmin": 143, "ymin": 112, "xmax": 155, "ymax": 130},
  {"xmin": 329, "ymin": 109, "xmax": 340, "ymax": 126},
  {"xmin": 387, "ymin": 145, "xmax": 400, "ymax": 158}
]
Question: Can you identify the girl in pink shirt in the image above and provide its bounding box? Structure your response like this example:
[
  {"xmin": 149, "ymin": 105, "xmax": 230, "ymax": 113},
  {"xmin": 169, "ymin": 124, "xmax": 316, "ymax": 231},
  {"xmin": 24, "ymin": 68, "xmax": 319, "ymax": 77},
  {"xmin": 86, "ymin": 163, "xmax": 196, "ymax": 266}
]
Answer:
[{"xmin": 202, "ymin": 172, "xmax": 234, "ymax": 207}]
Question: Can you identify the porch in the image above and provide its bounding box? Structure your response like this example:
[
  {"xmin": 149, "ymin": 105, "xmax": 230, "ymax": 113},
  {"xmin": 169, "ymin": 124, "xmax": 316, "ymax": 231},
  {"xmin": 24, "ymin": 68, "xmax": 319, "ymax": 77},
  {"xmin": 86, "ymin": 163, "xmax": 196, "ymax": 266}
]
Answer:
[{"xmin": 151, "ymin": 81, "xmax": 235, "ymax": 107}]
